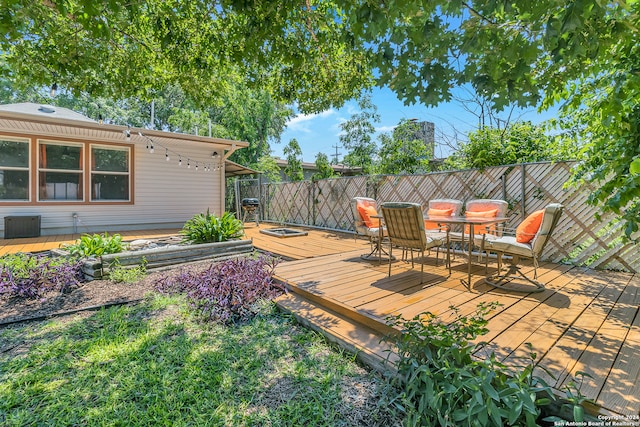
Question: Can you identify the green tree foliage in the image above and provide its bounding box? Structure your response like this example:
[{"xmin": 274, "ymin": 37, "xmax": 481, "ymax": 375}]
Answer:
[
  {"xmin": 445, "ymin": 121, "xmax": 572, "ymax": 170},
  {"xmin": 339, "ymin": 95, "xmax": 379, "ymax": 174},
  {"xmin": 312, "ymin": 152, "xmax": 335, "ymax": 180},
  {"xmin": 255, "ymin": 155, "xmax": 281, "ymax": 183},
  {"xmin": 283, "ymin": 138, "xmax": 304, "ymax": 182},
  {"xmin": 376, "ymin": 119, "xmax": 432, "ymax": 175},
  {"xmin": 0, "ymin": 0, "xmax": 371, "ymax": 113}
]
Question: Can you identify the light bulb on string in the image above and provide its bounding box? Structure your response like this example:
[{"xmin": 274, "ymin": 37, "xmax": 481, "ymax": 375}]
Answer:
[
  {"xmin": 195, "ymin": 162, "xmax": 199, "ymax": 172},
  {"xmin": 179, "ymin": 156, "xmax": 182, "ymax": 166},
  {"xmin": 187, "ymin": 159, "xmax": 191, "ymax": 169},
  {"xmin": 165, "ymin": 148, "xmax": 170, "ymax": 161},
  {"xmin": 124, "ymin": 126, "xmax": 131, "ymax": 141},
  {"xmin": 50, "ymin": 83, "xmax": 58, "ymax": 98},
  {"xmin": 149, "ymin": 139, "xmax": 154, "ymax": 153}
]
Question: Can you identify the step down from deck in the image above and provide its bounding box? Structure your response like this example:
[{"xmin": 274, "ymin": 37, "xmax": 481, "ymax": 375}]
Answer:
[{"xmin": 274, "ymin": 292, "xmax": 398, "ymax": 374}]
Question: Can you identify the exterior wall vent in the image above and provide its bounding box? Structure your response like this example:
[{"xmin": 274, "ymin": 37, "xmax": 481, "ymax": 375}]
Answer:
[
  {"xmin": 4, "ymin": 216, "xmax": 41, "ymax": 239},
  {"xmin": 38, "ymin": 105, "xmax": 56, "ymax": 114}
]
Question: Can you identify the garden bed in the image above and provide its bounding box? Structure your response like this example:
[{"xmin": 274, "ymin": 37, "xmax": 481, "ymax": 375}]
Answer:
[
  {"xmin": 54, "ymin": 239, "xmax": 253, "ymax": 280},
  {"xmin": 0, "ymin": 265, "xmax": 171, "ymax": 326}
]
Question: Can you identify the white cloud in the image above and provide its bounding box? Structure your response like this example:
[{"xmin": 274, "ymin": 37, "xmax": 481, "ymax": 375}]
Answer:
[
  {"xmin": 375, "ymin": 125, "xmax": 395, "ymax": 133},
  {"xmin": 286, "ymin": 109, "xmax": 336, "ymax": 132}
]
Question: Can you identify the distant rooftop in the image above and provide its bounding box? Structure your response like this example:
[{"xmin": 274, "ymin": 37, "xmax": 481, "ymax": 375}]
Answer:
[{"xmin": 0, "ymin": 102, "xmax": 97, "ymax": 123}]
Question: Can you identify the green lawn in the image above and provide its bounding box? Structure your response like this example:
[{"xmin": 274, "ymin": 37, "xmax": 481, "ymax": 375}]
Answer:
[{"xmin": 0, "ymin": 295, "xmax": 399, "ymax": 427}]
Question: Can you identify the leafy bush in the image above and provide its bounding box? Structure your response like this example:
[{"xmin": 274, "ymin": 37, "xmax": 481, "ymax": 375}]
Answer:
[
  {"xmin": 108, "ymin": 258, "xmax": 147, "ymax": 284},
  {"xmin": 180, "ymin": 210, "xmax": 244, "ymax": 244},
  {"xmin": 0, "ymin": 253, "xmax": 84, "ymax": 299},
  {"xmin": 63, "ymin": 232, "xmax": 126, "ymax": 257},
  {"xmin": 383, "ymin": 302, "xmax": 552, "ymax": 427},
  {"xmin": 155, "ymin": 254, "xmax": 283, "ymax": 324}
]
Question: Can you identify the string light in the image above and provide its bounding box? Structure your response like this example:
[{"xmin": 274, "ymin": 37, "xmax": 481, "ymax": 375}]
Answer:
[
  {"xmin": 124, "ymin": 126, "xmax": 131, "ymax": 141},
  {"xmin": 134, "ymin": 131, "xmax": 224, "ymax": 173},
  {"xmin": 50, "ymin": 83, "xmax": 58, "ymax": 98}
]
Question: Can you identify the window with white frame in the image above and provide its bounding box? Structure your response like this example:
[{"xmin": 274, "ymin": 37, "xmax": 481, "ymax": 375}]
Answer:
[
  {"xmin": 38, "ymin": 141, "xmax": 84, "ymax": 201},
  {"xmin": 91, "ymin": 145, "xmax": 130, "ymax": 201},
  {"xmin": 0, "ymin": 138, "xmax": 30, "ymax": 201}
]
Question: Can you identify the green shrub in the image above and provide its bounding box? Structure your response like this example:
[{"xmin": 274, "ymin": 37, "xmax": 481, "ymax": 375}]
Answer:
[
  {"xmin": 63, "ymin": 232, "xmax": 126, "ymax": 257},
  {"xmin": 383, "ymin": 302, "xmax": 552, "ymax": 427},
  {"xmin": 108, "ymin": 258, "xmax": 147, "ymax": 283},
  {"xmin": 180, "ymin": 210, "xmax": 244, "ymax": 244}
]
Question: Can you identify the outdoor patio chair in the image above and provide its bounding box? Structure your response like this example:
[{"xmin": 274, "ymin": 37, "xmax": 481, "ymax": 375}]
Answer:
[
  {"xmin": 352, "ymin": 197, "xmax": 386, "ymax": 260},
  {"xmin": 449, "ymin": 198, "xmax": 509, "ymax": 257},
  {"xmin": 380, "ymin": 202, "xmax": 450, "ymax": 282},
  {"xmin": 475, "ymin": 203, "xmax": 564, "ymax": 293},
  {"xmin": 424, "ymin": 198, "xmax": 463, "ymax": 259}
]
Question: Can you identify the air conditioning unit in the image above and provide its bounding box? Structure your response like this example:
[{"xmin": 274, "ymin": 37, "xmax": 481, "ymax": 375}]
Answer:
[{"xmin": 4, "ymin": 216, "xmax": 41, "ymax": 239}]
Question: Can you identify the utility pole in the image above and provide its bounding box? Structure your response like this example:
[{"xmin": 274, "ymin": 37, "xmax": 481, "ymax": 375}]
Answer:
[{"xmin": 331, "ymin": 144, "xmax": 342, "ymax": 164}]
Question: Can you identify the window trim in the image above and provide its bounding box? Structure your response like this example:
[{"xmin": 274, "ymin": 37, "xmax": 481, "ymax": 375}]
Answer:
[
  {"xmin": 0, "ymin": 134, "xmax": 135, "ymax": 206},
  {"xmin": 90, "ymin": 143, "xmax": 131, "ymax": 202},
  {"xmin": 37, "ymin": 139, "xmax": 85, "ymax": 202},
  {"xmin": 0, "ymin": 136, "xmax": 31, "ymax": 202}
]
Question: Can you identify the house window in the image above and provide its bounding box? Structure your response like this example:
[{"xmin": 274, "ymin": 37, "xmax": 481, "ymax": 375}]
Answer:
[
  {"xmin": 38, "ymin": 141, "xmax": 84, "ymax": 201},
  {"xmin": 91, "ymin": 145, "xmax": 130, "ymax": 201},
  {"xmin": 0, "ymin": 138, "xmax": 30, "ymax": 201}
]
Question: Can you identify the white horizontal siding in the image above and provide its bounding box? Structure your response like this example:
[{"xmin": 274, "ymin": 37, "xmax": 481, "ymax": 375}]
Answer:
[{"xmin": 1, "ymin": 141, "xmax": 225, "ymax": 237}]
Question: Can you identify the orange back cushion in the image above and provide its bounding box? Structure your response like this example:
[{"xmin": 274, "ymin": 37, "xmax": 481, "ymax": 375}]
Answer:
[
  {"xmin": 516, "ymin": 210, "xmax": 544, "ymax": 243},
  {"xmin": 424, "ymin": 207, "xmax": 453, "ymax": 230},
  {"xmin": 357, "ymin": 204, "xmax": 380, "ymax": 228},
  {"xmin": 464, "ymin": 209, "xmax": 498, "ymax": 235},
  {"xmin": 467, "ymin": 202, "xmax": 501, "ymax": 213}
]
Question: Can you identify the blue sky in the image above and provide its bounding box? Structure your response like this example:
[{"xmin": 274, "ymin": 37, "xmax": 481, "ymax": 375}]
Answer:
[{"xmin": 274, "ymin": 86, "xmax": 559, "ymax": 163}]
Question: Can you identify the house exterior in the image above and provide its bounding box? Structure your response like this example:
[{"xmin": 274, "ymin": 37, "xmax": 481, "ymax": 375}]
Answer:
[
  {"xmin": 272, "ymin": 158, "xmax": 362, "ymax": 182},
  {"xmin": 0, "ymin": 103, "xmax": 249, "ymax": 238}
]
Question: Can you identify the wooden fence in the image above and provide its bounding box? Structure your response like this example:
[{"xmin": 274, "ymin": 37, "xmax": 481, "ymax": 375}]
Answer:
[{"xmin": 261, "ymin": 161, "xmax": 639, "ymax": 273}]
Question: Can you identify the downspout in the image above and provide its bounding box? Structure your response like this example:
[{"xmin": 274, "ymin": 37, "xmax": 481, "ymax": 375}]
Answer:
[{"xmin": 220, "ymin": 144, "xmax": 238, "ymax": 214}]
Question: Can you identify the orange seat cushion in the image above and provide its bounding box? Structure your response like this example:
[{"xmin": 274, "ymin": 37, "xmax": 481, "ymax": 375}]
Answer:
[
  {"xmin": 464, "ymin": 209, "xmax": 498, "ymax": 235},
  {"xmin": 357, "ymin": 204, "xmax": 380, "ymax": 228},
  {"xmin": 425, "ymin": 207, "xmax": 453, "ymax": 230},
  {"xmin": 516, "ymin": 210, "xmax": 544, "ymax": 243}
]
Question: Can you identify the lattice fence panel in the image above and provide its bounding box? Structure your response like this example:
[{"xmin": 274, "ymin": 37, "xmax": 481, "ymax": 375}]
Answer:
[
  {"xmin": 261, "ymin": 162, "xmax": 640, "ymax": 272},
  {"xmin": 312, "ymin": 176, "xmax": 368, "ymax": 230},
  {"xmin": 263, "ymin": 181, "xmax": 311, "ymax": 225}
]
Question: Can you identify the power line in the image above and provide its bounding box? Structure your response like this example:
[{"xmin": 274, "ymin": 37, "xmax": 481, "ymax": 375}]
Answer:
[{"xmin": 331, "ymin": 144, "xmax": 342, "ymax": 164}]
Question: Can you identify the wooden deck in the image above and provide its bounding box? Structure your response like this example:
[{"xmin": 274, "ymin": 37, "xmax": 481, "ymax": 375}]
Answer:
[
  {"xmin": 3, "ymin": 223, "xmax": 638, "ymax": 416},
  {"xmin": 246, "ymin": 224, "xmax": 640, "ymax": 417},
  {"xmin": 0, "ymin": 229, "xmax": 183, "ymax": 256}
]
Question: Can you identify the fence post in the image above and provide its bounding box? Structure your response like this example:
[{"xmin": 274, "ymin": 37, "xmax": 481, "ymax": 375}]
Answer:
[
  {"xmin": 521, "ymin": 163, "xmax": 526, "ymax": 217},
  {"xmin": 310, "ymin": 181, "xmax": 315, "ymax": 226},
  {"xmin": 502, "ymin": 173, "xmax": 507, "ymax": 202}
]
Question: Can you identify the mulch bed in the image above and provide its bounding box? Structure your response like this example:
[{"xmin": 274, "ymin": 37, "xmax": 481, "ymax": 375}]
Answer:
[{"xmin": 0, "ymin": 268, "xmax": 179, "ymax": 326}]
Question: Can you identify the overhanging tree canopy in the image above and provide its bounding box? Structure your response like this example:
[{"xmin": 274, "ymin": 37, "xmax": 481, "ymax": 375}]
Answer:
[{"xmin": 1, "ymin": 0, "xmax": 639, "ymax": 236}]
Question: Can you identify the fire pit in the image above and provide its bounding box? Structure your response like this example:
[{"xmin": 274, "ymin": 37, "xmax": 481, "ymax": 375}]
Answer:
[
  {"xmin": 241, "ymin": 198, "xmax": 260, "ymax": 226},
  {"xmin": 259, "ymin": 228, "xmax": 308, "ymax": 238}
]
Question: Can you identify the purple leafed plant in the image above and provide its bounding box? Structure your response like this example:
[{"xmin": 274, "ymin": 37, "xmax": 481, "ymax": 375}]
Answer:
[
  {"xmin": 0, "ymin": 254, "xmax": 84, "ymax": 299},
  {"xmin": 155, "ymin": 254, "xmax": 283, "ymax": 324}
]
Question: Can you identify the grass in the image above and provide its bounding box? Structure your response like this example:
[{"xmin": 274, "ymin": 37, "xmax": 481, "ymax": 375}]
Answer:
[{"xmin": 0, "ymin": 294, "xmax": 399, "ymax": 427}]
